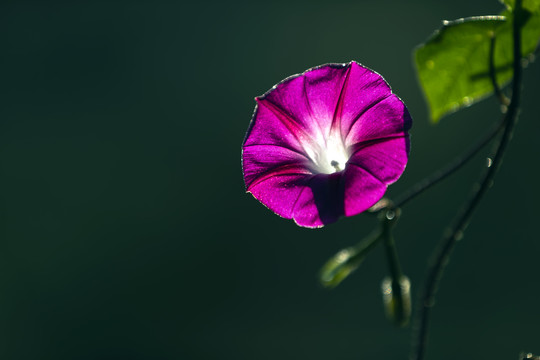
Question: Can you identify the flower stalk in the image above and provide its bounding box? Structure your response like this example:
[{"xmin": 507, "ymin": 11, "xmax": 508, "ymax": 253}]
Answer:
[
  {"xmin": 381, "ymin": 210, "xmax": 402, "ymax": 283},
  {"xmin": 392, "ymin": 115, "xmax": 505, "ymax": 209},
  {"xmin": 380, "ymin": 209, "xmax": 411, "ymax": 327}
]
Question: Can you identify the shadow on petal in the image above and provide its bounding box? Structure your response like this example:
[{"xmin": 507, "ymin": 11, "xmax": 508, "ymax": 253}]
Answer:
[
  {"xmin": 402, "ymin": 105, "xmax": 412, "ymax": 156},
  {"xmin": 309, "ymin": 173, "xmax": 345, "ymax": 226}
]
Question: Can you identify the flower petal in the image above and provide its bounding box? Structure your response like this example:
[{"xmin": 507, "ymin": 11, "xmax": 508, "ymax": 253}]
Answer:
[
  {"xmin": 243, "ymin": 99, "xmax": 306, "ymax": 154},
  {"xmin": 260, "ymin": 75, "xmax": 323, "ymax": 142},
  {"xmin": 345, "ymin": 93, "xmax": 412, "ymax": 147},
  {"xmin": 247, "ymin": 173, "xmax": 311, "ymax": 221},
  {"xmin": 342, "ymin": 164, "xmax": 388, "ymax": 217},
  {"xmin": 259, "ymin": 63, "xmax": 353, "ymax": 143},
  {"xmin": 302, "ymin": 64, "xmax": 350, "ymax": 136},
  {"xmin": 348, "ymin": 136, "xmax": 410, "ymax": 185},
  {"xmin": 339, "ymin": 62, "xmax": 395, "ymax": 139},
  {"xmin": 243, "ymin": 144, "xmax": 311, "ymax": 190}
]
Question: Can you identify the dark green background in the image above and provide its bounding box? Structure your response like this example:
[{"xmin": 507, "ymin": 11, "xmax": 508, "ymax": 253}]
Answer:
[{"xmin": 1, "ymin": 1, "xmax": 539, "ymax": 359}]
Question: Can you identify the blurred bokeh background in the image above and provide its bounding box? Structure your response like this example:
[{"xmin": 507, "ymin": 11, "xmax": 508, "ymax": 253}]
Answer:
[{"xmin": 1, "ymin": 1, "xmax": 539, "ymax": 359}]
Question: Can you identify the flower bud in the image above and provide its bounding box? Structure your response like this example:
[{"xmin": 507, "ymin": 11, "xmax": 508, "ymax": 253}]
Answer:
[
  {"xmin": 319, "ymin": 230, "xmax": 382, "ymax": 288},
  {"xmin": 381, "ymin": 275, "xmax": 411, "ymax": 327}
]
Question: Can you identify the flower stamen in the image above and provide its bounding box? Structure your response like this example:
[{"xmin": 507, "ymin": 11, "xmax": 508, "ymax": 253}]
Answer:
[{"xmin": 331, "ymin": 160, "xmax": 342, "ymax": 172}]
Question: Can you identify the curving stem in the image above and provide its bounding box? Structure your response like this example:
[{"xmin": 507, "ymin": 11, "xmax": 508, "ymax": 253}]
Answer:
[{"xmin": 410, "ymin": 1, "xmax": 523, "ymax": 359}]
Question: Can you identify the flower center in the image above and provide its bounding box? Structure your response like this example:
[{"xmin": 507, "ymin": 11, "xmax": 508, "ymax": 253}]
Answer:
[{"xmin": 305, "ymin": 131, "xmax": 350, "ymax": 175}]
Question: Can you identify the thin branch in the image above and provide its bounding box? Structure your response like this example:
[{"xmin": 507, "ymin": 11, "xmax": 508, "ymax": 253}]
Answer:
[
  {"xmin": 393, "ymin": 115, "xmax": 505, "ymax": 208},
  {"xmin": 410, "ymin": 2, "xmax": 523, "ymax": 359}
]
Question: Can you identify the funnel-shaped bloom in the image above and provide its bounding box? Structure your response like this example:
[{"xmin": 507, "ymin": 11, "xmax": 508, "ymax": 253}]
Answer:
[{"xmin": 242, "ymin": 61, "xmax": 412, "ymax": 228}]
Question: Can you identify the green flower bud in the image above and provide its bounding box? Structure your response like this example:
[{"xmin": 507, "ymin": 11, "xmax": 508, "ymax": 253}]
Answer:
[{"xmin": 381, "ymin": 275, "xmax": 411, "ymax": 327}]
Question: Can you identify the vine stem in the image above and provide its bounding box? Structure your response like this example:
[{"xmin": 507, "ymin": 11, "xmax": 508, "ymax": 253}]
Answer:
[
  {"xmin": 489, "ymin": 34, "xmax": 511, "ymax": 107},
  {"xmin": 393, "ymin": 115, "xmax": 505, "ymax": 208},
  {"xmin": 410, "ymin": 2, "xmax": 523, "ymax": 360}
]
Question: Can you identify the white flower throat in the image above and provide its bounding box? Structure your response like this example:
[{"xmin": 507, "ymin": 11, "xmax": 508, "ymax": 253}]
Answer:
[{"xmin": 304, "ymin": 130, "xmax": 350, "ymax": 175}]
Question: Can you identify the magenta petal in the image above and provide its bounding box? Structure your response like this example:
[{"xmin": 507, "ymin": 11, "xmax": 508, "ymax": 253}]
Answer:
[
  {"xmin": 302, "ymin": 64, "xmax": 350, "ymax": 135},
  {"xmin": 342, "ymin": 165, "xmax": 387, "ymax": 217},
  {"xmin": 261, "ymin": 76, "xmax": 322, "ymax": 140},
  {"xmin": 348, "ymin": 137, "xmax": 410, "ymax": 185},
  {"xmin": 242, "ymin": 61, "xmax": 412, "ymax": 228},
  {"xmin": 247, "ymin": 173, "xmax": 311, "ymax": 221},
  {"xmin": 248, "ymin": 172, "xmax": 346, "ymax": 228},
  {"xmin": 243, "ymin": 144, "xmax": 310, "ymax": 190},
  {"xmin": 345, "ymin": 94, "xmax": 412, "ymax": 147},
  {"xmin": 243, "ymin": 98, "xmax": 306, "ymax": 154},
  {"xmin": 339, "ymin": 62, "xmax": 394, "ymax": 137},
  {"xmin": 259, "ymin": 64, "xmax": 352, "ymax": 139}
]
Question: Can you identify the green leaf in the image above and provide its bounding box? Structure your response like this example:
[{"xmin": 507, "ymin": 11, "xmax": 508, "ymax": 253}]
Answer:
[
  {"xmin": 415, "ymin": 8, "xmax": 540, "ymax": 123},
  {"xmin": 415, "ymin": 16, "xmax": 507, "ymax": 123},
  {"xmin": 500, "ymin": 0, "xmax": 540, "ymax": 12}
]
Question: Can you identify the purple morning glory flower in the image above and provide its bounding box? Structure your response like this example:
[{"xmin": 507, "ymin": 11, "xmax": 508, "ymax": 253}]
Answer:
[{"xmin": 242, "ymin": 61, "xmax": 412, "ymax": 228}]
